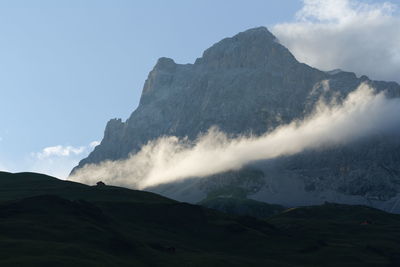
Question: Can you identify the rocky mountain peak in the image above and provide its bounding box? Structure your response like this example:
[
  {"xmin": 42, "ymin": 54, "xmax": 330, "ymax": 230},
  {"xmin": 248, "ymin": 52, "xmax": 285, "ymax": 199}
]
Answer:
[
  {"xmin": 195, "ymin": 26, "xmax": 296, "ymax": 69},
  {"xmin": 154, "ymin": 57, "xmax": 177, "ymax": 72}
]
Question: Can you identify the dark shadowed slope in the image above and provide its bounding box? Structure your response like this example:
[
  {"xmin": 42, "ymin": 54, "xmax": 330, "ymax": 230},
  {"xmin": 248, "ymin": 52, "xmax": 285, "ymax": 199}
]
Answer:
[
  {"xmin": 0, "ymin": 171, "xmax": 174, "ymax": 204},
  {"xmin": 1, "ymin": 172, "xmax": 400, "ymax": 266},
  {"xmin": 200, "ymin": 196, "xmax": 286, "ymax": 219}
]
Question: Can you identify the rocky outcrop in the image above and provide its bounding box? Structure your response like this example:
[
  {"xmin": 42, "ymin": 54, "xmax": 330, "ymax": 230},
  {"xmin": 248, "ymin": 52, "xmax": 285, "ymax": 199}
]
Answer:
[{"xmin": 72, "ymin": 27, "xmax": 400, "ymax": 212}]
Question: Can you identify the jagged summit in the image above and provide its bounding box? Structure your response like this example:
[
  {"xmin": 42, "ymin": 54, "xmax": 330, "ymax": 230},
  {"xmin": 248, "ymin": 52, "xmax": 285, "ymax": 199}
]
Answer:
[
  {"xmin": 137, "ymin": 26, "xmax": 301, "ymax": 107},
  {"xmin": 151, "ymin": 27, "xmax": 281, "ymax": 69},
  {"xmin": 203, "ymin": 26, "xmax": 279, "ymax": 54},
  {"xmin": 153, "ymin": 57, "xmax": 177, "ymax": 71},
  {"xmin": 195, "ymin": 26, "xmax": 296, "ymax": 69},
  {"xmin": 238, "ymin": 26, "xmax": 275, "ymax": 36}
]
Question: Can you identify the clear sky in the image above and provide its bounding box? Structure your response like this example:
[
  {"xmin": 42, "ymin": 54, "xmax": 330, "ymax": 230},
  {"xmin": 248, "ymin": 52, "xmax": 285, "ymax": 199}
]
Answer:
[{"xmin": 0, "ymin": 0, "xmax": 398, "ymax": 177}]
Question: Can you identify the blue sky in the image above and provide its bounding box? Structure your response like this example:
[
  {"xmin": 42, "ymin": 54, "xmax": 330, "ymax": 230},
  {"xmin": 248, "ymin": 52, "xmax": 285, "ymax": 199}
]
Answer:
[{"xmin": 0, "ymin": 0, "xmax": 398, "ymax": 177}]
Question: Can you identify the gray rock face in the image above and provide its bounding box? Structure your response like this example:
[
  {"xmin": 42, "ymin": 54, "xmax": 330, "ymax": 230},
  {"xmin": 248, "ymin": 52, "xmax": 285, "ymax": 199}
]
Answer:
[{"xmin": 72, "ymin": 27, "xmax": 400, "ymax": 212}]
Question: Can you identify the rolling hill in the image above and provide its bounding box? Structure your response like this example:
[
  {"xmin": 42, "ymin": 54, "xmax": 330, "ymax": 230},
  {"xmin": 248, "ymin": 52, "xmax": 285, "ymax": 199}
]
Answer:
[{"xmin": 1, "ymin": 171, "xmax": 400, "ymax": 266}]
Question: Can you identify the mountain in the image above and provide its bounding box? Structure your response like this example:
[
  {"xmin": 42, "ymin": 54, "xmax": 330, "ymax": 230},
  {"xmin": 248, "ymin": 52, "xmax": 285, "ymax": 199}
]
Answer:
[
  {"xmin": 1, "ymin": 171, "xmax": 400, "ymax": 266},
  {"xmin": 72, "ymin": 27, "xmax": 400, "ymax": 212}
]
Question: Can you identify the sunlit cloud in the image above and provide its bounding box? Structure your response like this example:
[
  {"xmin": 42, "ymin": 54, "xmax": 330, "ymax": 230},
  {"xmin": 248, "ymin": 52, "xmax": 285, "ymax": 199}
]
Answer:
[
  {"xmin": 272, "ymin": 0, "xmax": 400, "ymax": 82},
  {"xmin": 70, "ymin": 84, "xmax": 400, "ymax": 189}
]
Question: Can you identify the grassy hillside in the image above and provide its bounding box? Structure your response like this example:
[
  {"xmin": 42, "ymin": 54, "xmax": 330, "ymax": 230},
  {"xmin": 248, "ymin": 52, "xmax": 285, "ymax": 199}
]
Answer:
[
  {"xmin": 0, "ymin": 172, "xmax": 174, "ymax": 204},
  {"xmin": 199, "ymin": 196, "xmax": 285, "ymax": 218},
  {"xmin": 0, "ymin": 172, "xmax": 399, "ymax": 266}
]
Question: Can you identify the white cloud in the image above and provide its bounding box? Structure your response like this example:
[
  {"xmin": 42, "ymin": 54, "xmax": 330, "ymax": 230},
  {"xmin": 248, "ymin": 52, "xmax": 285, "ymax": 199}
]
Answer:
[
  {"xmin": 272, "ymin": 0, "xmax": 400, "ymax": 82},
  {"xmin": 70, "ymin": 84, "xmax": 400, "ymax": 189},
  {"xmin": 34, "ymin": 145, "xmax": 86, "ymax": 160},
  {"xmin": 29, "ymin": 141, "xmax": 99, "ymax": 179}
]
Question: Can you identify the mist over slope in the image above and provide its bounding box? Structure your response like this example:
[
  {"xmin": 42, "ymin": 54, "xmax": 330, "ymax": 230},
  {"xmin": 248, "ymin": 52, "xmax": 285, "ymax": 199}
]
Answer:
[
  {"xmin": 70, "ymin": 84, "xmax": 400, "ymax": 189},
  {"xmin": 70, "ymin": 27, "xmax": 400, "ymax": 211}
]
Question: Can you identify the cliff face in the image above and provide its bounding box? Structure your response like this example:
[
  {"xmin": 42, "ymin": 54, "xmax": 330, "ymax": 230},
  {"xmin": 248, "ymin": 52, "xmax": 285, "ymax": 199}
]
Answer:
[
  {"xmin": 72, "ymin": 27, "xmax": 400, "ymax": 211},
  {"xmin": 74, "ymin": 27, "xmax": 398, "ymax": 169}
]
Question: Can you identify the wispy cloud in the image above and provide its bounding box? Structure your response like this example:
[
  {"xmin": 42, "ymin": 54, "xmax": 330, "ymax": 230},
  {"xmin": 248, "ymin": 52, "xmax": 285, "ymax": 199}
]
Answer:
[
  {"xmin": 272, "ymin": 0, "xmax": 400, "ymax": 82},
  {"xmin": 33, "ymin": 145, "xmax": 86, "ymax": 160},
  {"xmin": 70, "ymin": 84, "xmax": 400, "ymax": 189},
  {"xmin": 25, "ymin": 141, "xmax": 100, "ymax": 178}
]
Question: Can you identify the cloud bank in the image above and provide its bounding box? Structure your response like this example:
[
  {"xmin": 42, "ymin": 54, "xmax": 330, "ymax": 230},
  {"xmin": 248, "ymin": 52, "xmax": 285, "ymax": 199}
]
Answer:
[
  {"xmin": 272, "ymin": 0, "xmax": 400, "ymax": 83},
  {"xmin": 70, "ymin": 84, "xmax": 400, "ymax": 189}
]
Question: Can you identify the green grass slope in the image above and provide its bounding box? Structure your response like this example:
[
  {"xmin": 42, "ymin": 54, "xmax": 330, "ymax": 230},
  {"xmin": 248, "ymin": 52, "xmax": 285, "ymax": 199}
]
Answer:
[
  {"xmin": 0, "ymin": 172, "xmax": 174, "ymax": 203},
  {"xmin": 267, "ymin": 203, "xmax": 400, "ymax": 266},
  {"xmin": 199, "ymin": 196, "xmax": 285, "ymax": 219},
  {"xmin": 1, "ymin": 172, "xmax": 400, "ymax": 266}
]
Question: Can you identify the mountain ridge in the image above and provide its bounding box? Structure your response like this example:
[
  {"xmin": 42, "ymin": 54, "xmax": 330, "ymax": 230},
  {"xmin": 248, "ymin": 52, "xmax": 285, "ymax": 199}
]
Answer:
[{"xmin": 71, "ymin": 26, "xmax": 400, "ymax": 213}]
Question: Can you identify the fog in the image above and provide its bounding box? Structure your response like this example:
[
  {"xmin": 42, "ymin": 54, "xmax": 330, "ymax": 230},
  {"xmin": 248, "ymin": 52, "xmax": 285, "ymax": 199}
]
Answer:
[{"xmin": 70, "ymin": 84, "xmax": 400, "ymax": 189}]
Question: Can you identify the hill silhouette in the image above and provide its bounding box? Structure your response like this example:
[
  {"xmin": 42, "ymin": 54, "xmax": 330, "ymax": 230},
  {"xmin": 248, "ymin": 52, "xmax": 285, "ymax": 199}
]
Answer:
[{"xmin": 0, "ymin": 171, "xmax": 400, "ymax": 266}]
